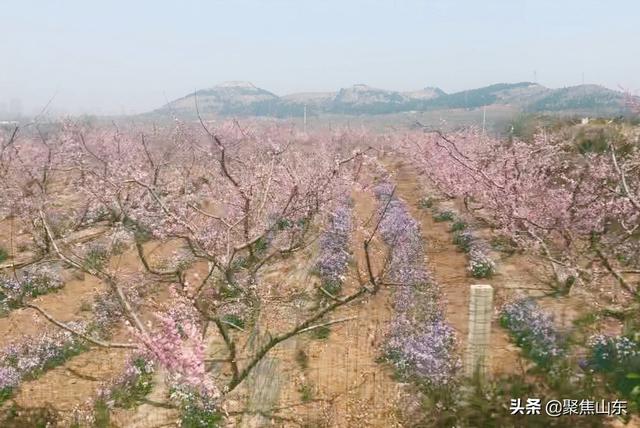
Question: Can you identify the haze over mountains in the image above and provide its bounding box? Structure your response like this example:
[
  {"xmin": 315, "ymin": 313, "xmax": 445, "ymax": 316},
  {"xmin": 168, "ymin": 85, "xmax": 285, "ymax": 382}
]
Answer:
[{"xmin": 153, "ymin": 81, "xmax": 631, "ymax": 118}]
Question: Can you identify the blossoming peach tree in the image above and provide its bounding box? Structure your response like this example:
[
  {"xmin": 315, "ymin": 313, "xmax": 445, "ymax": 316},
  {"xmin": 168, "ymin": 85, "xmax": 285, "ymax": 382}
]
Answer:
[
  {"xmin": 0, "ymin": 119, "xmax": 383, "ymax": 421},
  {"xmin": 403, "ymin": 125, "xmax": 640, "ymax": 298}
]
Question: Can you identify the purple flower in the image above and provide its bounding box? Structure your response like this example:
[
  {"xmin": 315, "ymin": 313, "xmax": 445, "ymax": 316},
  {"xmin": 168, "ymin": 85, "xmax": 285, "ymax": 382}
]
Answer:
[
  {"xmin": 500, "ymin": 298, "xmax": 565, "ymax": 367},
  {"xmin": 0, "ymin": 366, "xmax": 20, "ymax": 391},
  {"xmin": 374, "ymin": 179, "xmax": 460, "ymax": 387},
  {"xmin": 315, "ymin": 199, "xmax": 353, "ymax": 291}
]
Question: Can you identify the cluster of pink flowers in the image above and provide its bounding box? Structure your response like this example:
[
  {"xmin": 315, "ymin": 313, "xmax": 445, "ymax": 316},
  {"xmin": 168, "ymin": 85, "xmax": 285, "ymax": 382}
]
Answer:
[
  {"xmin": 137, "ymin": 291, "xmax": 218, "ymax": 400},
  {"xmin": 373, "ymin": 180, "xmax": 461, "ymax": 388},
  {"xmin": 400, "ymin": 127, "xmax": 640, "ymax": 289}
]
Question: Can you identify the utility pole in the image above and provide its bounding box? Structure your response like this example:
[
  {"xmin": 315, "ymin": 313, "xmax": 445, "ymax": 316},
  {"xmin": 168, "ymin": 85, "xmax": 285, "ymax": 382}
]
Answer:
[
  {"xmin": 482, "ymin": 105, "xmax": 486, "ymax": 136},
  {"xmin": 303, "ymin": 104, "xmax": 307, "ymax": 133}
]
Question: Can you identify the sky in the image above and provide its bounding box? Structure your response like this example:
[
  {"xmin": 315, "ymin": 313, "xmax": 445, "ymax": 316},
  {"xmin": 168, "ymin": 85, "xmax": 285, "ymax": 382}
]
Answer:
[{"xmin": 2, "ymin": 0, "xmax": 639, "ymax": 115}]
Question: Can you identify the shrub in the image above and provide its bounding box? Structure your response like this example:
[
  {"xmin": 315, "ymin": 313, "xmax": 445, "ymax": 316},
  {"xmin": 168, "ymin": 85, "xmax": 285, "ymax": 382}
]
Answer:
[
  {"xmin": 171, "ymin": 387, "xmax": 222, "ymax": 428},
  {"xmin": 312, "ymin": 326, "xmax": 331, "ymax": 340},
  {"xmin": 490, "ymin": 235, "xmax": 517, "ymax": 254},
  {"xmin": 320, "ymin": 279, "xmax": 341, "ymax": 296},
  {"xmin": 276, "ymin": 218, "xmax": 293, "ymax": 230},
  {"xmin": 452, "ymin": 230, "xmax": 473, "ymax": 252},
  {"xmin": 433, "ymin": 210, "xmax": 455, "ymax": 222},
  {"xmin": 587, "ymin": 335, "xmax": 640, "ymax": 411},
  {"xmin": 500, "ymin": 299, "xmax": 566, "ymax": 368},
  {"xmin": 298, "ymin": 382, "xmax": 314, "ymax": 402},
  {"xmin": 123, "ymin": 216, "xmax": 152, "ymax": 242},
  {"xmin": 84, "ymin": 245, "xmax": 109, "ymax": 271},
  {"xmin": 450, "ymin": 220, "xmax": 467, "ymax": 232},
  {"xmin": 103, "ymin": 357, "xmax": 155, "ymax": 409},
  {"xmin": 0, "ymin": 247, "xmax": 8, "ymax": 263},
  {"xmin": 295, "ymin": 349, "xmax": 309, "ymax": 369},
  {"xmin": 418, "ymin": 197, "xmax": 434, "ymax": 209},
  {"xmin": 221, "ymin": 314, "xmax": 244, "ymax": 330},
  {"xmin": 468, "ymin": 250, "xmax": 495, "ymax": 278}
]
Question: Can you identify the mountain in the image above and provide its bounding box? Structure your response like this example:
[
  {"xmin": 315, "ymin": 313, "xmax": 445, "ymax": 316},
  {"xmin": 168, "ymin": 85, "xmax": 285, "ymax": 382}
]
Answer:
[
  {"xmin": 152, "ymin": 81, "xmax": 629, "ymax": 118},
  {"xmin": 402, "ymin": 87, "xmax": 446, "ymax": 100},
  {"xmin": 524, "ymin": 84, "xmax": 625, "ymax": 113},
  {"xmin": 158, "ymin": 81, "xmax": 280, "ymax": 116}
]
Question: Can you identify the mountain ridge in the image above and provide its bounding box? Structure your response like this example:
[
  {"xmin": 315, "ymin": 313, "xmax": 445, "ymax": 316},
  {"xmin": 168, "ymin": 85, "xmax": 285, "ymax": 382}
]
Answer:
[{"xmin": 153, "ymin": 81, "xmax": 633, "ymax": 118}]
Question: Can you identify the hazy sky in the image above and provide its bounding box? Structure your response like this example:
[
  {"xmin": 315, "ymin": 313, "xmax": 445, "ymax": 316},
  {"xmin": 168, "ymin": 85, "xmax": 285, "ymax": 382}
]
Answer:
[{"xmin": 3, "ymin": 0, "xmax": 639, "ymax": 115}]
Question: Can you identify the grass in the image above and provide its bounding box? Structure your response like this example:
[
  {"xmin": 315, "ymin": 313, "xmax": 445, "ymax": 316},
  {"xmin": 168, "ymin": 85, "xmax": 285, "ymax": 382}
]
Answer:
[
  {"xmin": 418, "ymin": 197, "xmax": 434, "ymax": 209},
  {"xmin": 0, "ymin": 341, "xmax": 88, "ymax": 406},
  {"xmin": 0, "ymin": 247, "xmax": 8, "ymax": 263},
  {"xmin": 450, "ymin": 220, "xmax": 467, "ymax": 232},
  {"xmin": 312, "ymin": 325, "xmax": 331, "ymax": 340},
  {"xmin": 111, "ymin": 359, "xmax": 154, "ymax": 409},
  {"xmin": 222, "ymin": 314, "xmax": 245, "ymax": 330},
  {"xmin": 433, "ymin": 210, "xmax": 455, "ymax": 222},
  {"xmin": 490, "ymin": 235, "xmax": 517, "ymax": 255},
  {"xmin": 452, "ymin": 231, "xmax": 473, "ymax": 252},
  {"xmin": 83, "ymin": 245, "xmax": 109, "ymax": 271},
  {"xmin": 298, "ymin": 383, "xmax": 314, "ymax": 402},
  {"xmin": 123, "ymin": 216, "xmax": 152, "ymax": 243},
  {"xmin": 93, "ymin": 399, "xmax": 111, "ymax": 428},
  {"xmin": 295, "ymin": 349, "xmax": 309, "ymax": 370},
  {"xmin": 219, "ymin": 283, "xmax": 241, "ymax": 299},
  {"xmin": 320, "ymin": 279, "xmax": 342, "ymax": 297},
  {"xmin": 28, "ymin": 342, "xmax": 89, "ymax": 380}
]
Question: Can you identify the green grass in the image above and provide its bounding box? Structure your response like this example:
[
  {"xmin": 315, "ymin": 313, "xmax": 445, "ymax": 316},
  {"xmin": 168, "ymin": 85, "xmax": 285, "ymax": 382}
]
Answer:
[
  {"xmin": 452, "ymin": 231, "xmax": 473, "ymax": 253},
  {"xmin": 93, "ymin": 399, "xmax": 111, "ymax": 428},
  {"xmin": 111, "ymin": 359, "xmax": 154, "ymax": 408},
  {"xmin": 433, "ymin": 210, "xmax": 455, "ymax": 222},
  {"xmin": 312, "ymin": 325, "xmax": 331, "ymax": 340},
  {"xmin": 418, "ymin": 197, "xmax": 434, "ymax": 209},
  {"xmin": 295, "ymin": 349, "xmax": 309, "ymax": 370},
  {"xmin": 320, "ymin": 279, "xmax": 342, "ymax": 297},
  {"xmin": 83, "ymin": 246, "xmax": 109, "ymax": 271},
  {"xmin": 222, "ymin": 314, "xmax": 245, "ymax": 330},
  {"xmin": 450, "ymin": 220, "xmax": 467, "ymax": 232},
  {"xmin": 0, "ymin": 247, "xmax": 8, "ymax": 263},
  {"xmin": 298, "ymin": 383, "xmax": 314, "ymax": 402}
]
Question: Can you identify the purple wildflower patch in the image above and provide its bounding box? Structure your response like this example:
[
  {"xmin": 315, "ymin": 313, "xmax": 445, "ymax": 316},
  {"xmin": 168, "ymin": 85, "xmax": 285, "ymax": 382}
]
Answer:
[
  {"xmin": 315, "ymin": 198, "xmax": 353, "ymax": 294},
  {"xmin": 500, "ymin": 298, "xmax": 565, "ymax": 368},
  {"xmin": 373, "ymin": 180, "xmax": 460, "ymax": 388}
]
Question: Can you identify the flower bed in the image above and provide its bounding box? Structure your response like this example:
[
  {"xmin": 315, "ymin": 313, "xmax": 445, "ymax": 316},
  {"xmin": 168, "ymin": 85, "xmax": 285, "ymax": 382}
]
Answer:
[
  {"xmin": 374, "ymin": 181, "xmax": 460, "ymax": 388},
  {"xmin": 0, "ymin": 265, "xmax": 63, "ymax": 315},
  {"xmin": 429, "ymin": 207, "xmax": 496, "ymax": 279},
  {"xmin": 500, "ymin": 298, "xmax": 566, "ymax": 368},
  {"xmin": 0, "ymin": 287, "xmax": 136, "ymax": 404},
  {"xmin": 0, "ymin": 324, "xmax": 88, "ymax": 402},
  {"xmin": 314, "ymin": 198, "xmax": 353, "ymax": 295},
  {"xmin": 586, "ymin": 334, "xmax": 640, "ymax": 410}
]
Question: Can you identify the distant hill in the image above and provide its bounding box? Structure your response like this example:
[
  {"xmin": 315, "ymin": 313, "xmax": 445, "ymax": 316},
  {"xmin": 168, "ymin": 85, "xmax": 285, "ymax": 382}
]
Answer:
[{"xmin": 152, "ymin": 81, "xmax": 631, "ymax": 118}]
